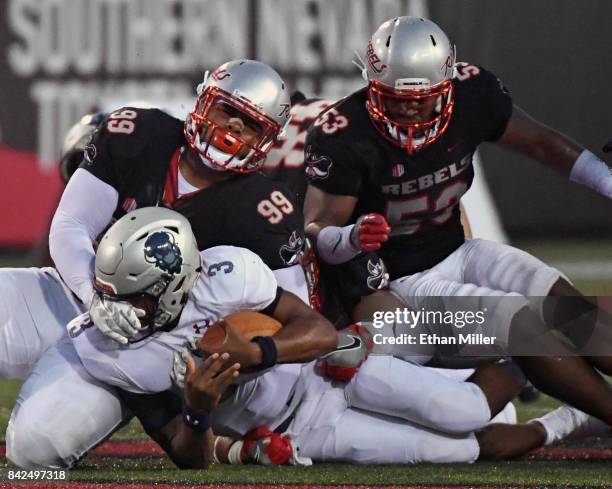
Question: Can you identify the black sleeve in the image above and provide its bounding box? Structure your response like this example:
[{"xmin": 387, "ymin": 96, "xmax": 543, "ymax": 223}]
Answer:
[
  {"xmin": 471, "ymin": 66, "xmax": 513, "ymax": 142},
  {"xmin": 305, "ymin": 126, "xmax": 364, "ymax": 197},
  {"xmin": 78, "ymin": 107, "xmax": 152, "ymax": 190},
  {"xmin": 118, "ymin": 389, "xmax": 182, "ymax": 434},
  {"xmin": 454, "ymin": 64, "xmax": 513, "ymax": 144}
]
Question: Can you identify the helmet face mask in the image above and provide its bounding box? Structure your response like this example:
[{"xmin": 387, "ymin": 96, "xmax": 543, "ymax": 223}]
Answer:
[
  {"xmin": 362, "ymin": 16, "xmax": 456, "ymax": 154},
  {"xmin": 94, "ymin": 207, "xmax": 202, "ymax": 335},
  {"xmin": 184, "ymin": 60, "xmax": 291, "ymax": 173},
  {"xmin": 367, "ymin": 78, "xmax": 454, "ymax": 154}
]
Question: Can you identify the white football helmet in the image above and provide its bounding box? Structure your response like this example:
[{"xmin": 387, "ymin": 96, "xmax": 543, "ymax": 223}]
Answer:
[
  {"xmin": 94, "ymin": 207, "xmax": 201, "ymax": 331},
  {"xmin": 358, "ymin": 16, "xmax": 456, "ymax": 154},
  {"xmin": 184, "ymin": 59, "xmax": 291, "ymax": 173}
]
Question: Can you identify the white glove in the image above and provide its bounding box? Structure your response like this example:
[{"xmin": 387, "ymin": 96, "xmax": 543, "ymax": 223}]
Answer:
[
  {"xmin": 171, "ymin": 348, "xmax": 190, "ymax": 389},
  {"xmin": 171, "ymin": 340, "xmax": 202, "ymax": 389},
  {"xmin": 88, "ymin": 294, "xmax": 146, "ymax": 344}
]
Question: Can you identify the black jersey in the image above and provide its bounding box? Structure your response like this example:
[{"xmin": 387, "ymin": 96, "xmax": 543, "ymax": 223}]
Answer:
[
  {"xmin": 306, "ymin": 64, "xmax": 512, "ymax": 279},
  {"xmin": 81, "ymin": 107, "xmax": 305, "ymax": 270},
  {"xmin": 264, "ymin": 98, "xmax": 333, "ymax": 209}
]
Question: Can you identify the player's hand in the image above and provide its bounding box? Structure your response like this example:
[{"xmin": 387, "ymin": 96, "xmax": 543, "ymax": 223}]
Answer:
[
  {"xmin": 240, "ymin": 427, "xmax": 312, "ymax": 466},
  {"xmin": 350, "ymin": 213, "xmax": 390, "ymax": 252},
  {"xmin": 88, "ymin": 293, "xmax": 146, "ymax": 344},
  {"xmin": 319, "ymin": 323, "xmax": 373, "ymax": 382},
  {"xmin": 183, "ymin": 351, "xmax": 240, "ymax": 413},
  {"xmin": 196, "ymin": 321, "xmax": 262, "ymax": 370}
]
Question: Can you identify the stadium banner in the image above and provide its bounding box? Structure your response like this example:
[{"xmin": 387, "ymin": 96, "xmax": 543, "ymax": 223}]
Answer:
[{"xmin": 0, "ymin": 0, "xmax": 611, "ymax": 246}]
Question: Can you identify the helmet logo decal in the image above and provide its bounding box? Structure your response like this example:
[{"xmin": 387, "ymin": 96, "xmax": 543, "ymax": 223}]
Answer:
[
  {"xmin": 366, "ymin": 41, "xmax": 387, "ymax": 74},
  {"xmin": 441, "ymin": 54, "xmax": 454, "ymax": 78},
  {"xmin": 211, "ymin": 68, "xmax": 231, "ymax": 81},
  {"xmin": 278, "ymin": 103, "xmax": 290, "ymax": 119},
  {"xmin": 144, "ymin": 231, "xmax": 183, "ymax": 275}
]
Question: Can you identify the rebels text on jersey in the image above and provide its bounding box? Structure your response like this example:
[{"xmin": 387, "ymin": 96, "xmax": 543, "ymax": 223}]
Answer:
[
  {"xmin": 305, "ymin": 64, "xmax": 512, "ymax": 279},
  {"xmin": 81, "ymin": 107, "xmax": 305, "ymax": 269}
]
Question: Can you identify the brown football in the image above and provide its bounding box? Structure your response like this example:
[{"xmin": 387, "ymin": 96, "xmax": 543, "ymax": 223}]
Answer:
[{"xmin": 199, "ymin": 311, "xmax": 282, "ymax": 349}]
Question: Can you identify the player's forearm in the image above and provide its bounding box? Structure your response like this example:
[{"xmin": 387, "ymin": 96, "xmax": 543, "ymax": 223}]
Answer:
[
  {"xmin": 166, "ymin": 418, "xmax": 215, "ymax": 469},
  {"xmin": 273, "ymin": 315, "xmax": 337, "ymax": 363},
  {"xmin": 49, "ymin": 169, "xmax": 118, "ymax": 304}
]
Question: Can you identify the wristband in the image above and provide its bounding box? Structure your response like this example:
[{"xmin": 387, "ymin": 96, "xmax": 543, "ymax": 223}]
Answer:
[
  {"xmin": 316, "ymin": 225, "xmax": 360, "ymax": 264},
  {"xmin": 182, "ymin": 401, "xmax": 212, "ymax": 432},
  {"xmin": 227, "ymin": 440, "xmax": 245, "ymax": 465},
  {"xmin": 251, "ymin": 336, "xmax": 278, "ymax": 370},
  {"xmin": 569, "ymin": 149, "xmax": 612, "ymax": 198}
]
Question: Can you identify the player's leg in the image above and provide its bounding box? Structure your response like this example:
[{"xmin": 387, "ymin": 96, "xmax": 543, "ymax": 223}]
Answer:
[
  {"xmin": 5, "ymin": 336, "xmax": 131, "ymax": 468},
  {"xmin": 391, "ymin": 265, "xmax": 612, "ymax": 426},
  {"xmin": 477, "ymin": 404, "xmax": 611, "ymax": 459},
  {"xmin": 0, "ymin": 267, "xmax": 85, "ymax": 379},
  {"xmin": 298, "ymin": 406, "xmax": 480, "ymax": 464},
  {"xmin": 462, "ymin": 239, "xmax": 612, "ymax": 373},
  {"xmin": 344, "ymin": 355, "xmax": 522, "ymax": 434},
  {"xmin": 545, "ymin": 278, "xmax": 612, "ymax": 375}
]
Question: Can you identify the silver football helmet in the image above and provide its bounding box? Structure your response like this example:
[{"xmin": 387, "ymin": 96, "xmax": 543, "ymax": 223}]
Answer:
[
  {"xmin": 94, "ymin": 207, "xmax": 201, "ymax": 331},
  {"xmin": 358, "ymin": 16, "xmax": 456, "ymax": 154},
  {"xmin": 60, "ymin": 112, "xmax": 106, "ymax": 183},
  {"xmin": 184, "ymin": 59, "xmax": 291, "ymax": 173}
]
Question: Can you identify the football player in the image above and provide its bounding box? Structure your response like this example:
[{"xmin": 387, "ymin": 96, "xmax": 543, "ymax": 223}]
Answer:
[
  {"xmin": 303, "ymin": 17, "xmax": 612, "ymax": 425},
  {"xmin": 6, "ymin": 207, "xmax": 337, "ymax": 468},
  {"xmin": 0, "ymin": 60, "xmax": 313, "ymax": 380},
  {"xmin": 127, "ymin": 327, "xmax": 607, "ymax": 467}
]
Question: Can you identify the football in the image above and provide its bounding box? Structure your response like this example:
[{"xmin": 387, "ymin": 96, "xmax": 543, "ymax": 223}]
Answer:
[{"xmin": 199, "ymin": 311, "xmax": 282, "ymax": 349}]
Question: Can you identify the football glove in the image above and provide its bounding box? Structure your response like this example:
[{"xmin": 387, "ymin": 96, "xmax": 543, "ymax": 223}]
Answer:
[
  {"xmin": 320, "ymin": 323, "xmax": 373, "ymax": 382},
  {"xmin": 88, "ymin": 293, "xmax": 146, "ymax": 344},
  {"xmin": 230, "ymin": 427, "xmax": 311, "ymax": 466},
  {"xmin": 350, "ymin": 213, "xmax": 390, "ymax": 252}
]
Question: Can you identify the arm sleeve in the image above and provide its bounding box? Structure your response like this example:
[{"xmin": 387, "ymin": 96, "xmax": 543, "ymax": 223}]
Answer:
[
  {"xmin": 236, "ymin": 248, "xmax": 280, "ymax": 311},
  {"xmin": 49, "ymin": 168, "xmax": 118, "ymax": 305},
  {"xmin": 196, "ymin": 247, "xmax": 279, "ymax": 314}
]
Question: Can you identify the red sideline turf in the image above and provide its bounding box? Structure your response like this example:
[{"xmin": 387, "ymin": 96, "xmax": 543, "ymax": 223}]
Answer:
[
  {"xmin": 3, "ymin": 441, "xmax": 611, "ymax": 461},
  {"xmin": 0, "ymin": 484, "xmax": 540, "ymax": 489}
]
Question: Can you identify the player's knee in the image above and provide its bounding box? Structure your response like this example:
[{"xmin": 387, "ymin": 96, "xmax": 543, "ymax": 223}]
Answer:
[
  {"xmin": 425, "ymin": 383, "xmax": 490, "ymax": 434},
  {"xmin": 6, "ymin": 417, "xmax": 69, "ymax": 468}
]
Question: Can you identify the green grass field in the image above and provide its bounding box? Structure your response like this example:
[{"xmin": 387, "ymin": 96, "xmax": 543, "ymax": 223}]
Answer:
[
  {"xmin": 1, "ymin": 379, "xmax": 611, "ymax": 487},
  {"xmin": 0, "ymin": 240, "xmax": 611, "ymax": 487}
]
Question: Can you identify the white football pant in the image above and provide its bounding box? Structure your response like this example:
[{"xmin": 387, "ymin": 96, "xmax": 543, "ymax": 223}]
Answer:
[
  {"xmin": 390, "ymin": 239, "xmax": 564, "ymax": 355},
  {"xmin": 0, "ymin": 267, "xmax": 84, "ymax": 379}
]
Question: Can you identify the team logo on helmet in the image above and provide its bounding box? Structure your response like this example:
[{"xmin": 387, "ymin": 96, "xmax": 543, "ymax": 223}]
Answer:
[
  {"xmin": 366, "ymin": 41, "xmax": 387, "ymax": 74},
  {"xmin": 144, "ymin": 231, "xmax": 183, "ymax": 275},
  {"xmin": 279, "ymin": 230, "xmax": 305, "ymax": 266},
  {"xmin": 366, "ymin": 258, "xmax": 389, "ymax": 291},
  {"xmin": 305, "ymin": 147, "xmax": 333, "ymax": 180}
]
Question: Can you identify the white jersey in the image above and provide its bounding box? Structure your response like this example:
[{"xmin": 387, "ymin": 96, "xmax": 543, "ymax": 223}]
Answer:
[{"xmin": 69, "ymin": 246, "xmax": 278, "ymax": 394}]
